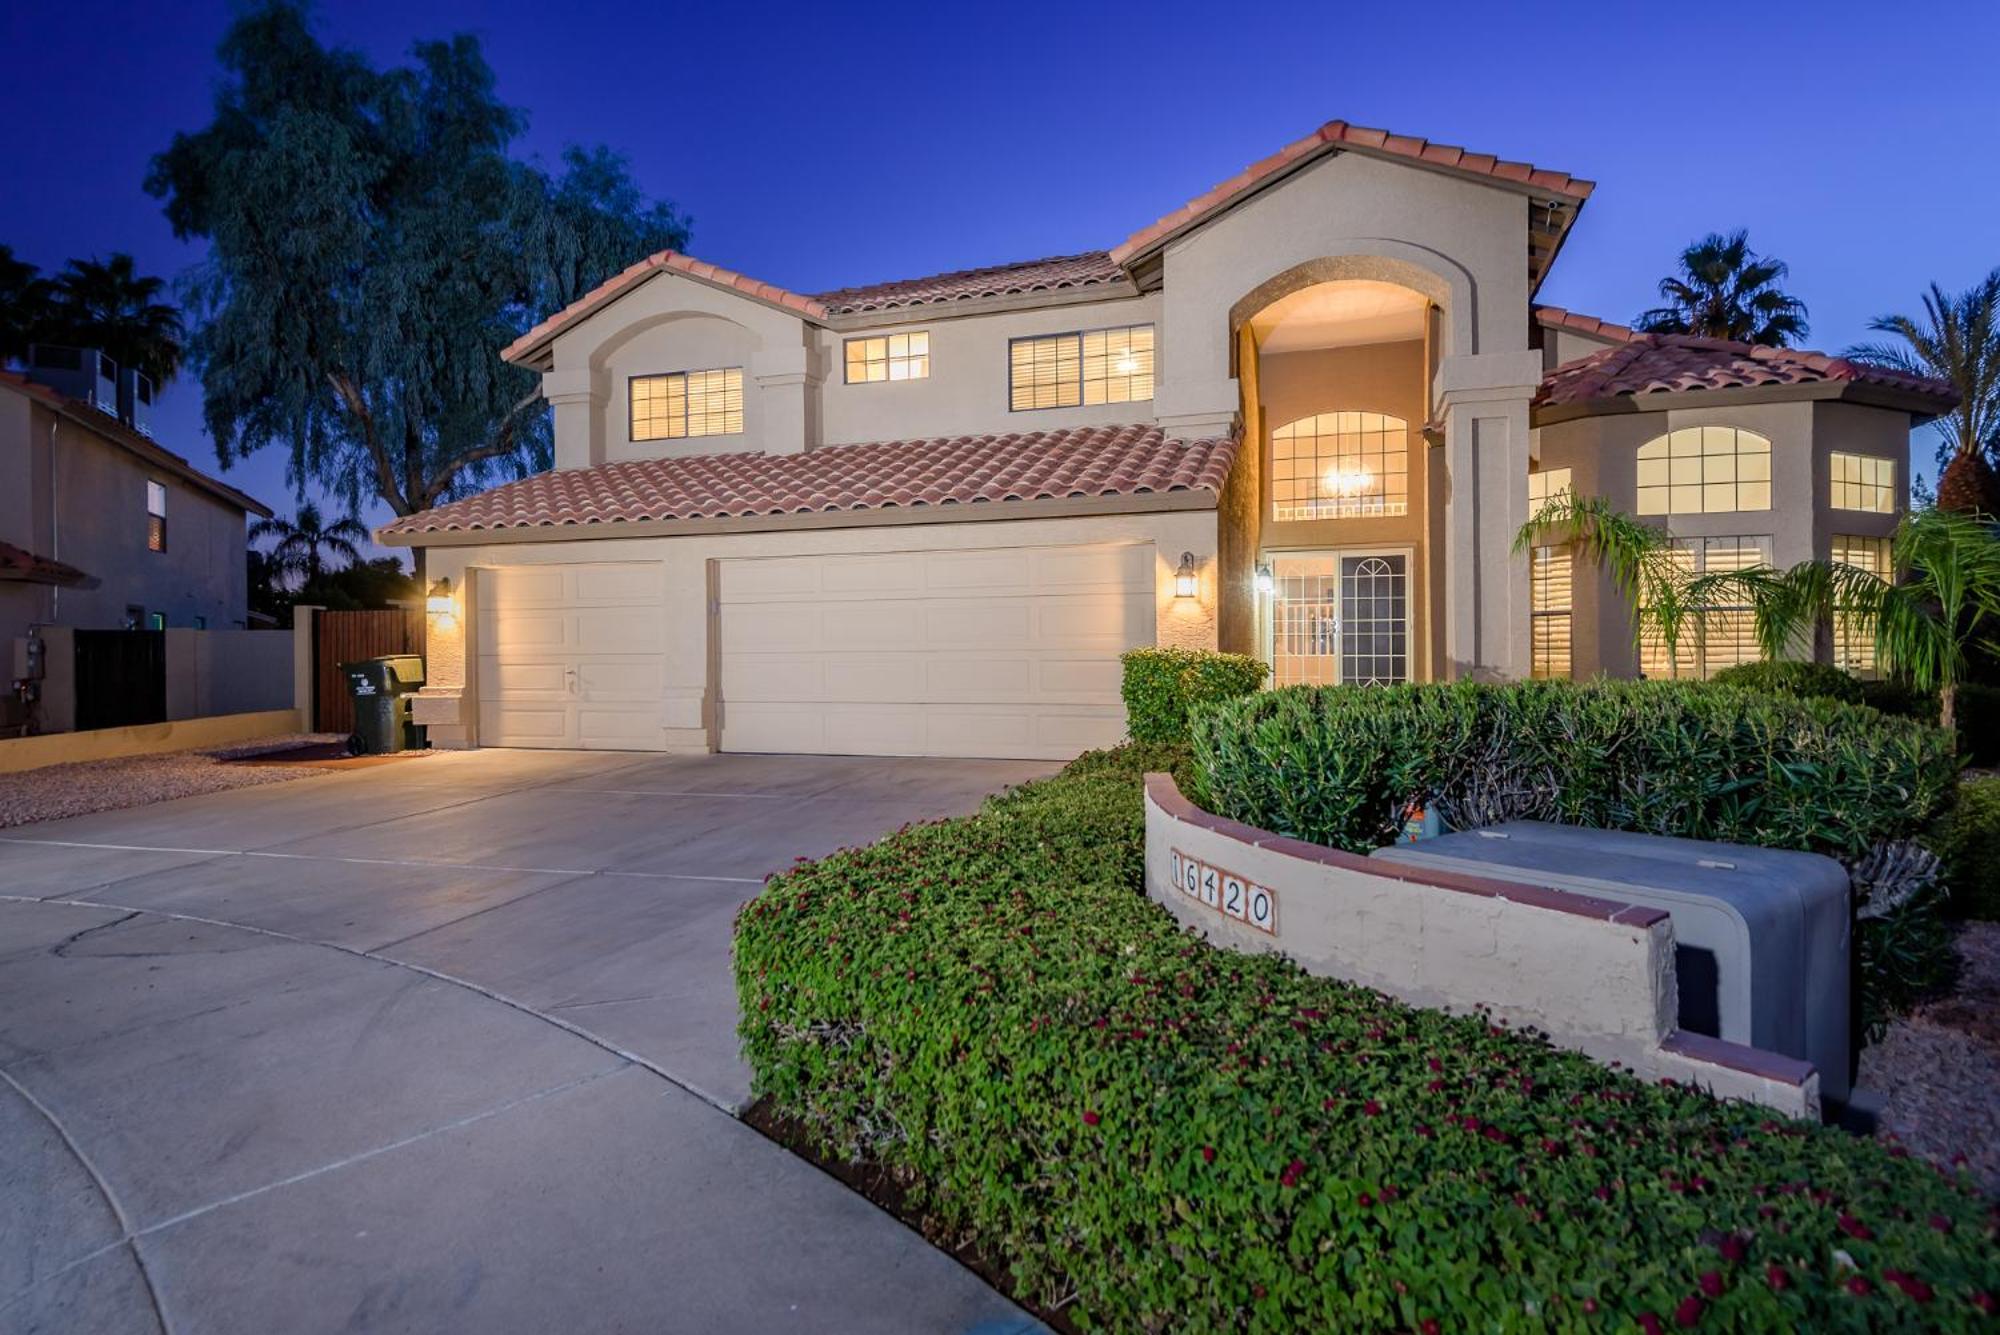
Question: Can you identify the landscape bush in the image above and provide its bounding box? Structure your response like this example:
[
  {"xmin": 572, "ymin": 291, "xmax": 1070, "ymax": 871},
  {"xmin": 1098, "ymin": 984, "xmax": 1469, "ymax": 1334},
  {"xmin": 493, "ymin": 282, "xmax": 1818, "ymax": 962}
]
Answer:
[
  {"xmin": 1859, "ymin": 679, "xmax": 2000, "ymax": 768},
  {"xmin": 1931, "ymin": 777, "xmax": 2000, "ymax": 921},
  {"xmin": 1120, "ymin": 646, "xmax": 1268, "ymax": 745},
  {"xmin": 735, "ymin": 746, "xmax": 1999, "ymax": 1332},
  {"xmin": 1189, "ymin": 679, "xmax": 1956, "ymax": 863},
  {"xmin": 1712, "ymin": 659, "xmax": 1866, "ymax": 704}
]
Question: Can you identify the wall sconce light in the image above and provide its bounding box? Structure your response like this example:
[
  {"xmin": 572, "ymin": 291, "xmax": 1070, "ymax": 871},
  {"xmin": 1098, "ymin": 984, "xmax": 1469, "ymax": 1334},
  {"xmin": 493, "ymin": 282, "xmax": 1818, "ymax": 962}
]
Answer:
[
  {"xmin": 426, "ymin": 576, "xmax": 458, "ymax": 629},
  {"xmin": 1174, "ymin": 552, "xmax": 1200, "ymax": 600},
  {"xmin": 1254, "ymin": 562, "xmax": 1274, "ymax": 596}
]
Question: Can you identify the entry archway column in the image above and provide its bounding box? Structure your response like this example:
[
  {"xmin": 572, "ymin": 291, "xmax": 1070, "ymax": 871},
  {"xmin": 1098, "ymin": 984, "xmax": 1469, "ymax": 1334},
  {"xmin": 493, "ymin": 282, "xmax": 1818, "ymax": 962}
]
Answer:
[{"xmin": 1436, "ymin": 351, "xmax": 1540, "ymax": 681}]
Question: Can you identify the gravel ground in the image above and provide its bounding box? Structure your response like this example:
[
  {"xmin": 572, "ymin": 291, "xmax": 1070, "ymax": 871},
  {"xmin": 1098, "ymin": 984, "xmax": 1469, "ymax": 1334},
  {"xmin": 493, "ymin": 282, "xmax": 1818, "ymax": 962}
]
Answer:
[
  {"xmin": 1857, "ymin": 921, "xmax": 2000, "ymax": 1194},
  {"xmin": 0, "ymin": 733, "xmax": 347, "ymax": 830}
]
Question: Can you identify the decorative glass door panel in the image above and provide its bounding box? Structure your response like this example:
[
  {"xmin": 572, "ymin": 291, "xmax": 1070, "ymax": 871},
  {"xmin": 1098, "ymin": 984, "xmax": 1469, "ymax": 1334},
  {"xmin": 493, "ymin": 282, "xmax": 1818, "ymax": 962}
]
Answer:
[{"xmin": 1269, "ymin": 552, "xmax": 1409, "ymax": 687}]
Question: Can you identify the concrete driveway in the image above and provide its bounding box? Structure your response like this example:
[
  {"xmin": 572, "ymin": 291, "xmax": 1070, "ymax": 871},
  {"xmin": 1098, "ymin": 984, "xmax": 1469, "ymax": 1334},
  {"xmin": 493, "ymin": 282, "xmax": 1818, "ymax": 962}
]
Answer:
[{"xmin": 0, "ymin": 748, "xmax": 1055, "ymax": 1335}]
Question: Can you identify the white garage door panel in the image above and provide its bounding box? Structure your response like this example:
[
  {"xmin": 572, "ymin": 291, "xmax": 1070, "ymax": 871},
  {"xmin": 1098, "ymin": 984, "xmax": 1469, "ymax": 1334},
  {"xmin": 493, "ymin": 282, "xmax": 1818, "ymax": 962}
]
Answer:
[
  {"xmin": 477, "ymin": 562, "xmax": 669, "ymax": 751},
  {"xmin": 719, "ymin": 541, "xmax": 1154, "ymax": 760}
]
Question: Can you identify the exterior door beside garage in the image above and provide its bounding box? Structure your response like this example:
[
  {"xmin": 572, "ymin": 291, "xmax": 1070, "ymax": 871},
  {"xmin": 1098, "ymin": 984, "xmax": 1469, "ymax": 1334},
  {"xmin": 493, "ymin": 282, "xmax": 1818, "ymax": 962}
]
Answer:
[
  {"xmin": 718, "ymin": 541, "xmax": 1154, "ymax": 760},
  {"xmin": 476, "ymin": 562, "xmax": 669, "ymax": 749}
]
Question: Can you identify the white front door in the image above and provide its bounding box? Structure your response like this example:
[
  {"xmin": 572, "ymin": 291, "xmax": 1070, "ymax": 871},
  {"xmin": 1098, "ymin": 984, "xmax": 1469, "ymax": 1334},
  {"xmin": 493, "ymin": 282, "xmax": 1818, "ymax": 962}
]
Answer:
[
  {"xmin": 476, "ymin": 562, "xmax": 669, "ymax": 750},
  {"xmin": 1268, "ymin": 550, "xmax": 1411, "ymax": 686},
  {"xmin": 716, "ymin": 541, "xmax": 1153, "ymax": 760}
]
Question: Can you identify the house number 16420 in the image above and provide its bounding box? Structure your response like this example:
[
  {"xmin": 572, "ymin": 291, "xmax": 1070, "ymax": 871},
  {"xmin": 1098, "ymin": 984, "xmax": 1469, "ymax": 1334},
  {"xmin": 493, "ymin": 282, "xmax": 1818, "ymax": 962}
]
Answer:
[{"xmin": 1169, "ymin": 848, "xmax": 1276, "ymax": 935}]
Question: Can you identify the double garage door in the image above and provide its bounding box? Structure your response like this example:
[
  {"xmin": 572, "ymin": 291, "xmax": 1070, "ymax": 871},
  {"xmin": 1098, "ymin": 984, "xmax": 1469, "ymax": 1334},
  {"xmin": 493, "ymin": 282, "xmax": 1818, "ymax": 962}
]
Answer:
[{"xmin": 478, "ymin": 541, "xmax": 1154, "ymax": 760}]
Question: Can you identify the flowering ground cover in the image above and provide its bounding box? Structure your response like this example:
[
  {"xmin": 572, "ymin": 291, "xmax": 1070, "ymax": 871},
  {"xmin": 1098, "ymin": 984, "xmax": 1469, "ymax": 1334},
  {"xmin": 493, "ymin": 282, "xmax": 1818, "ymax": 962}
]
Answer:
[{"xmin": 734, "ymin": 745, "xmax": 1999, "ymax": 1332}]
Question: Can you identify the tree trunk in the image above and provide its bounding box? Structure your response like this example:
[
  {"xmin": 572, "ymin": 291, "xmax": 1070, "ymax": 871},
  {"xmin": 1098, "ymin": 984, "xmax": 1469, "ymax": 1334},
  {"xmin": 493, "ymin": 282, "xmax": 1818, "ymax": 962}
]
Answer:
[
  {"xmin": 1941, "ymin": 681, "xmax": 1958, "ymax": 740},
  {"xmin": 1937, "ymin": 450, "xmax": 2000, "ymax": 516}
]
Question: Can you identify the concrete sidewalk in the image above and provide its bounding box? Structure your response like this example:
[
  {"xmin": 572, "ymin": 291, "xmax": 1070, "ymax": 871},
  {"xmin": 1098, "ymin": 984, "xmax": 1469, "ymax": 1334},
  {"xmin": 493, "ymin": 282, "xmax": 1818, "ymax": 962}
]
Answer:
[{"xmin": 0, "ymin": 749, "xmax": 1055, "ymax": 1334}]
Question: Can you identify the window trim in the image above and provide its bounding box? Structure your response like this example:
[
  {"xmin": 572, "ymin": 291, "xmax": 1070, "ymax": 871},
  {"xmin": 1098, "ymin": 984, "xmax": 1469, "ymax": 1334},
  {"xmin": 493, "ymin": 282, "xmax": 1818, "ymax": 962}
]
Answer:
[
  {"xmin": 1828, "ymin": 451, "xmax": 1898, "ymax": 514},
  {"xmin": 145, "ymin": 479, "xmax": 167, "ymax": 553},
  {"xmin": 627, "ymin": 366, "xmax": 746, "ymax": 443},
  {"xmin": 1530, "ymin": 542, "xmax": 1573, "ymax": 680},
  {"xmin": 1268, "ymin": 408, "xmax": 1412, "ymax": 522},
  {"xmin": 1635, "ymin": 426, "xmax": 1773, "ymax": 517},
  {"xmin": 842, "ymin": 331, "xmax": 931, "ymax": 386},
  {"xmin": 1006, "ymin": 322, "xmax": 1155, "ymax": 413}
]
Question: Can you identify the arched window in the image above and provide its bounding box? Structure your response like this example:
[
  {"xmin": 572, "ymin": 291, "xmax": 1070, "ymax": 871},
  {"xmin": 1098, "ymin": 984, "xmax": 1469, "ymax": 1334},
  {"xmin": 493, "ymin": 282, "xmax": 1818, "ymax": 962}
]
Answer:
[
  {"xmin": 1636, "ymin": 427, "xmax": 1771, "ymax": 515},
  {"xmin": 1271, "ymin": 412, "xmax": 1409, "ymax": 520}
]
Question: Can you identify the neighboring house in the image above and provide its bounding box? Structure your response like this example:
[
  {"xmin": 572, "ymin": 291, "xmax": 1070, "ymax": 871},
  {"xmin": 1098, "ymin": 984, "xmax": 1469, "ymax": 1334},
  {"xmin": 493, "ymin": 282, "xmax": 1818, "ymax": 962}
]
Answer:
[
  {"xmin": 1, "ymin": 360, "xmax": 270, "ymax": 653},
  {"xmin": 381, "ymin": 118, "xmax": 1955, "ymax": 760}
]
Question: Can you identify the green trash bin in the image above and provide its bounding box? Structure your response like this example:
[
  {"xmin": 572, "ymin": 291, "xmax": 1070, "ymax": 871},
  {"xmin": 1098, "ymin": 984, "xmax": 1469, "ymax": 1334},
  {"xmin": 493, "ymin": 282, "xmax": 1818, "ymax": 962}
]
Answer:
[{"xmin": 341, "ymin": 655, "xmax": 426, "ymax": 755}]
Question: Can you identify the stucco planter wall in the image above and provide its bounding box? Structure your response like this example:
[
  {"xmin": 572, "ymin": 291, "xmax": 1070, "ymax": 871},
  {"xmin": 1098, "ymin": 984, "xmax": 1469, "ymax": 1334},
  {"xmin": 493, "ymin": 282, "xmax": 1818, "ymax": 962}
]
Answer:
[{"xmin": 1143, "ymin": 774, "xmax": 1820, "ymax": 1118}]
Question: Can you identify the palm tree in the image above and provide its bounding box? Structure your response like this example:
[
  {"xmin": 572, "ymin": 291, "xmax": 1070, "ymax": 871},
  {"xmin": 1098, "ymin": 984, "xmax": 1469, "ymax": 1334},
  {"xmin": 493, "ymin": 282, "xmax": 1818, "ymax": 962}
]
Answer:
[
  {"xmin": 0, "ymin": 244, "xmax": 54, "ymax": 366},
  {"xmin": 1846, "ymin": 271, "xmax": 2000, "ymax": 516},
  {"xmin": 1635, "ymin": 230, "xmax": 1810, "ymax": 347},
  {"xmin": 43, "ymin": 253, "xmax": 187, "ymax": 383},
  {"xmin": 250, "ymin": 503, "xmax": 369, "ymax": 588}
]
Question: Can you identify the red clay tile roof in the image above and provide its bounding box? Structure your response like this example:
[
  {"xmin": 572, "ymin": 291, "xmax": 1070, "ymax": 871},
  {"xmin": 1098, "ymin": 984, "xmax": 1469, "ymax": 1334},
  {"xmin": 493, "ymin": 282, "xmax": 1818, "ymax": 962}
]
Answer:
[
  {"xmin": 1534, "ymin": 305, "xmax": 1637, "ymax": 344},
  {"xmin": 813, "ymin": 252, "xmax": 1128, "ymax": 316},
  {"xmin": 1536, "ymin": 333, "xmax": 1958, "ymax": 411},
  {"xmin": 1111, "ymin": 119, "xmax": 1594, "ymax": 267},
  {"xmin": 381, "ymin": 424, "xmax": 1237, "ymax": 538},
  {"xmin": 0, "ymin": 372, "xmax": 270, "ymax": 517},
  {"xmin": 0, "ymin": 539, "xmax": 97, "ymax": 587},
  {"xmin": 502, "ymin": 251, "xmax": 831, "ymax": 365}
]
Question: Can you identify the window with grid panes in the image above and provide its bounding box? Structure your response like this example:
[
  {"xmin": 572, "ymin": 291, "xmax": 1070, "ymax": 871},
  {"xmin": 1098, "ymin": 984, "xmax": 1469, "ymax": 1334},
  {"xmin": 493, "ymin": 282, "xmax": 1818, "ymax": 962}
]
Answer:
[
  {"xmin": 1528, "ymin": 466, "xmax": 1573, "ymax": 516},
  {"xmin": 1636, "ymin": 427, "xmax": 1771, "ymax": 515},
  {"xmin": 630, "ymin": 368, "xmax": 743, "ymax": 441},
  {"xmin": 1008, "ymin": 325, "xmax": 1152, "ymax": 410},
  {"xmin": 1830, "ymin": 452, "xmax": 1896, "ymax": 513},
  {"xmin": 1531, "ymin": 544, "xmax": 1573, "ymax": 679},
  {"xmin": 1833, "ymin": 534, "xmax": 1892, "ymax": 672},
  {"xmin": 1638, "ymin": 535, "xmax": 1772, "ymax": 678},
  {"xmin": 1271, "ymin": 412, "xmax": 1409, "ymax": 520},
  {"xmin": 146, "ymin": 480, "xmax": 167, "ymax": 552},
  {"xmin": 844, "ymin": 332, "xmax": 929, "ymax": 384}
]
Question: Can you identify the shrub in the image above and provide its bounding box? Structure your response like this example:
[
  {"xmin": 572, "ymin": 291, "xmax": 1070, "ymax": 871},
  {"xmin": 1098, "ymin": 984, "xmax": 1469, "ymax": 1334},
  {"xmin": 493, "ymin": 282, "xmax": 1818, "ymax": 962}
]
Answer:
[
  {"xmin": 1859, "ymin": 679, "xmax": 2000, "ymax": 767},
  {"xmin": 1712, "ymin": 659, "xmax": 1865, "ymax": 704},
  {"xmin": 1190, "ymin": 680, "xmax": 1956, "ymax": 863},
  {"xmin": 1932, "ymin": 777, "xmax": 2000, "ymax": 920},
  {"xmin": 735, "ymin": 748, "xmax": 1999, "ymax": 1332},
  {"xmin": 1120, "ymin": 646, "xmax": 1268, "ymax": 744}
]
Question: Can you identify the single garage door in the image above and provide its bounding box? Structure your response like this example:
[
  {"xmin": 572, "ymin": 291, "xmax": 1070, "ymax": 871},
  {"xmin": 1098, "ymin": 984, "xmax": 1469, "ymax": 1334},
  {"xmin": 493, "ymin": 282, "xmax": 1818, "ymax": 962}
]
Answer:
[
  {"xmin": 718, "ymin": 541, "xmax": 1154, "ymax": 760},
  {"xmin": 477, "ymin": 562, "xmax": 669, "ymax": 750}
]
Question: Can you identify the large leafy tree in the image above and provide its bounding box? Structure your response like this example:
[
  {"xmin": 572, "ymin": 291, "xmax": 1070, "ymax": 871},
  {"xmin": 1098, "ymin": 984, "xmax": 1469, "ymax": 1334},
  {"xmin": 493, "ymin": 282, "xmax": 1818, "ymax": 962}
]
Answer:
[
  {"xmin": 1846, "ymin": 271, "xmax": 2000, "ymax": 515},
  {"xmin": 1635, "ymin": 229, "xmax": 1809, "ymax": 347},
  {"xmin": 146, "ymin": 2, "xmax": 689, "ymax": 519}
]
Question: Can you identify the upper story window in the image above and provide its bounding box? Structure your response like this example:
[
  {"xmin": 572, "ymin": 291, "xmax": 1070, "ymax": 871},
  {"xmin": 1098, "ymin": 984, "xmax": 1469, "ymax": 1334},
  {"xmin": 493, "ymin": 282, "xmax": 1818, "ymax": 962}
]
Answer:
[
  {"xmin": 146, "ymin": 481, "xmax": 167, "ymax": 552},
  {"xmin": 845, "ymin": 333, "xmax": 929, "ymax": 384},
  {"xmin": 1636, "ymin": 427, "xmax": 1771, "ymax": 516},
  {"xmin": 630, "ymin": 367, "xmax": 743, "ymax": 441},
  {"xmin": 1528, "ymin": 466, "xmax": 1574, "ymax": 514},
  {"xmin": 1008, "ymin": 324, "xmax": 1154, "ymax": 411},
  {"xmin": 1271, "ymin": 411, "xmax": 1409, "ymax": 521},
  {"xmin": 1830, "ymin": 452, "xmax": 1896, "ymax": 513}
]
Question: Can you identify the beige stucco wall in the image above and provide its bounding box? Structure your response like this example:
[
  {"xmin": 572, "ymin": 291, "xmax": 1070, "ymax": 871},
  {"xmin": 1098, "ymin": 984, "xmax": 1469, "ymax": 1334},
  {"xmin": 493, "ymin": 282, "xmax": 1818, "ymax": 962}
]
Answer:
[
  {"xmin": 0, "ymin": 396, "xmax": 251, "ymax": 645},
  {"xmin": 414, "ymin": 507, "xmax": 1222, "ymax": 752}
]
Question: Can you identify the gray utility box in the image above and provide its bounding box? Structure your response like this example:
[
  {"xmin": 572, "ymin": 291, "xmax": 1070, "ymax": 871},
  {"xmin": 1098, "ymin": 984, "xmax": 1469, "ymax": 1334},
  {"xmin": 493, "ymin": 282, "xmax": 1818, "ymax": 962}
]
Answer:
[{"xmin": 1372, "ymin": 822, "xmax": 1851, "ymax": 1102}]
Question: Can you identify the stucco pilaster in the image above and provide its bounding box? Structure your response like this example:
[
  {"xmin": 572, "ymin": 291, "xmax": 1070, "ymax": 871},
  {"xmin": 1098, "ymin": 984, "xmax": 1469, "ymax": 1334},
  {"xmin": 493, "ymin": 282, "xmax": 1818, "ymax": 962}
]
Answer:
[
  {"xmin": 1437, "ymin": 352, "xmax": 1537, "ymax": 682},
  {"xmin": 544, "ymin": 368, "xmax": 606, "ymax": 471},
  {"xmin": 751, "ymin": 346, "xmax": 818, "ymax": 456}
]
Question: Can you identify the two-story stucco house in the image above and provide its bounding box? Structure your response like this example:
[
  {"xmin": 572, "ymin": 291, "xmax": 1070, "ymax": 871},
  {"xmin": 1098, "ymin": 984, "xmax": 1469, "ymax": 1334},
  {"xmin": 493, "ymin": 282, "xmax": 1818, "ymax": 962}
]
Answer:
[{"xmin": 382, "ymin": 119, "xmax": 1955, "ymax": 760}]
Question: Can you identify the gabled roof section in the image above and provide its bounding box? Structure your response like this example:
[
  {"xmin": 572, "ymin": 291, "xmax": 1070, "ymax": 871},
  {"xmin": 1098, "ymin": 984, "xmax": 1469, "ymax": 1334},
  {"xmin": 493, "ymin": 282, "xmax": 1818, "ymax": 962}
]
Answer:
[
  {"xmin": 0, "ymin": 539, "xmax": 97, "ymax": 588},
  {"xmin": 0, "ymin": 372, "xmax": 271, "ymax": 517},
  {"xmin": 814, "ymin": 252, "xmax": 1129, "ymax": 316},
  {"xmin": 502, "ymin": 250, "xmax": 831, "ymax": 368},
  {"xmin": 1535, "ymin": 333, "xmax": 1958, "ymax": 417},
  {"xmin": 1534, "ymin": 305, "xmax": 1637, "ymax": 345},
  {"xmin": 1111, "ymin": 119, "xmax": 1594, "ymax": 289},
  {"xmin": 380, "ymin": 424, "xmax": 1237, "ymax": 541}
]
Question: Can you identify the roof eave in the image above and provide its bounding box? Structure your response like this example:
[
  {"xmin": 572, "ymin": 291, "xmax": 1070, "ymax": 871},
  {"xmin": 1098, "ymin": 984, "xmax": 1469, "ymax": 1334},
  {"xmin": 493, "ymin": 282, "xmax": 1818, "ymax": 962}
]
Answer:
[{"xmin": 1532, "ymin": 379, "xmax": 1959, "ymax": 427}]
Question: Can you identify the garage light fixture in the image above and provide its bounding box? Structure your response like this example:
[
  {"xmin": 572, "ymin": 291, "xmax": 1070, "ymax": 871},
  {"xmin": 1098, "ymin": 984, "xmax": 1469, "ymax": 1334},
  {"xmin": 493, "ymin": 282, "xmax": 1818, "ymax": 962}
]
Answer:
[
  {"xmin": 426, "ymin": 577, "xmax": 458, "ymax": 630},
  {"xmin": 1174, "ymin": 552, "xmax": 1200, "ymax": 600}
]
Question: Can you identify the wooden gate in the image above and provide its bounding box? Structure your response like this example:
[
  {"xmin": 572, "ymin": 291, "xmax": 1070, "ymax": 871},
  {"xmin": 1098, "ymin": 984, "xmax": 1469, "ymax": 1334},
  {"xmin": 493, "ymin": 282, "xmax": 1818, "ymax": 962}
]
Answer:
[
  {"xmin": 313, "ymin": 609, "xmax": 423, "ymax": 733},
  {"xmin": 73, "ymin": 630, "xmax": 167, "ymax": 731}
]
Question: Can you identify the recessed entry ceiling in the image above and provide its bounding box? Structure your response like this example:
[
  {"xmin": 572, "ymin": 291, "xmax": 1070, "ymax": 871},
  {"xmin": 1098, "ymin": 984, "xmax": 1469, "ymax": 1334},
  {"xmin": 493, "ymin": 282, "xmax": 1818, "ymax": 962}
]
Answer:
[{"xmin": 1248, "ymin": 280, "xmax": 1430, "ymax": 354}]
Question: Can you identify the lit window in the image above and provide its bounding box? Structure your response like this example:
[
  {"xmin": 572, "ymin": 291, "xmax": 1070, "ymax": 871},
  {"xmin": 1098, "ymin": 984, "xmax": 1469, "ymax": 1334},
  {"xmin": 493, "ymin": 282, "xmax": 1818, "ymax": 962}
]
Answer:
[
  {"xmin": 1639, "ymin": 535, "xmax": 1772, "ymax": 679},
  {"xmin": 1008, "ymin": 324, "xmax": 1153, "ymax": 410},
  {"xmin": 1271, "ymin": 412, "xmax": 1409, "ymax": 520},
  {"xmin": 146, "ymin": 481, "xmax": 167, "ymax": 552},
  {"xmin": 845, "ymin": 332, "xmax": 930, "ymax": 384},
  {"xmin": 1833, "ymin": 534, "xmax": 1892, "ymax": 673},
  {"xmin": 1830, "ymin": 452, "xmax": 1896, "ymax": 513},
  {"xmin": 1531, "ymin": 544, "xmax": 1573, "ymax": 680},
  {"xmin": 1636, "ymin": 427, "xmax": 1771, "ymax": 515},
  {"xmin": 1528, "ymin": 467, "xmax": 1574, "ymax": 517},
  {"xmin": 630, "ymin": 368, "xmax": 744, "ymax": 441}
]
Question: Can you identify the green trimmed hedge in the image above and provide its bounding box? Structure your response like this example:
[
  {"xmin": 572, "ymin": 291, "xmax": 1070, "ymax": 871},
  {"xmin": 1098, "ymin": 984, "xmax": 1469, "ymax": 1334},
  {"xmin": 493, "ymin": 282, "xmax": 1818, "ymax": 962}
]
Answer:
[
  {"xmin": 1712, "ymin": 660, "xmax": 1866, "ymax": 705},
  {"xmin": 1120, "ymin": 646, "xmax": 1268, "ymax": 744},
  {"xmin": 1190, "ymin": 680, "xmax": 1956, "ymax": 863},
  {"xmin": 1933, "ymin": 777, "xmax": 2000, "ymax": 921},
  {"xmin": 1861, "ymin": 680, "xmax": 2000, "ymax": 768},
  {"xmin": 735, "ymin": 747, "xmax": 1999, "ymax": 1331}
]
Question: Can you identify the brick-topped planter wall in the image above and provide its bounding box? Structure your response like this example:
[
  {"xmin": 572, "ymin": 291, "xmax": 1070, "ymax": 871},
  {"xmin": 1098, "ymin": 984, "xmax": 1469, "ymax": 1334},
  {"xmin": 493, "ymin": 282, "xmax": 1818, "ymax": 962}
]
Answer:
[{"xmin": 1143, "ymin": 773, "xmax": 1820, "ymax": 1118}]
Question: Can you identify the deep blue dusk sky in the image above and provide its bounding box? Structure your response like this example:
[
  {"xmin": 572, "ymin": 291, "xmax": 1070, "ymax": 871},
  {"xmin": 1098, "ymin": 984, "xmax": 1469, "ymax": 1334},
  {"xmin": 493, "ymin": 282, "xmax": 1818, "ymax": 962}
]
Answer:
[{"xmin": 5, "ymin": 0, "xmax": 1998, "ymax": 556}]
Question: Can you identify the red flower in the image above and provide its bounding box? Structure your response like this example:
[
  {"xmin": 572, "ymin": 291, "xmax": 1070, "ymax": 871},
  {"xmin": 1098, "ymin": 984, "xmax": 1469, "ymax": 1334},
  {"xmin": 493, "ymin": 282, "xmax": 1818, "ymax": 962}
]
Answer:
[
  {"xmin": 1582, "ymin": 1298, "xmax": 1598, "ymax": 1314},
  {"xmin": 1420, "ymin": 1321, "xmax": 1440, "ymax": 1335},
  {"xmin": 1765, "ymin": 1264, "xmax": 1788, "ymax": 1291},
  {"xmin": 1698, "ymin": 1271, "xmax": 1723, "ymax": 1298},
  {"xmin": 1082, "ymin": 1110, "xmax": 1101, "ymax": 1126},
  {"xmin": 1363, "ymin": 1099, "xmax": 1383, "ymax": 1117},
  {"xmin": 1357, "ymin": 1191, "xmax": 1375, "ymax": 1208},
  {"xmin": 1675, "ymin": 1294, "xmax": 1705, "ymax": 1326},
  {"xmin": 1638, "ymin": 1313, "xmax": 1664, "ymax": 1335},
  {"xmin": 1201, "ymin": 1145, "xmax": 1215, "ymax": 1163},
  {"xmin": 1717, "ymin": 1236, "xmax": 1746, "ymax": 1264},
  {"xmin": 1847, "ymin": 1276, "xmax": 1872, "ymax": 1297},
  {"xmin": 1972, "ymin": 1291, "xmax": 1995, "ymax": 1315},
  {"xmin": 1882, "ymin": 1270, "xmax": 1933, "ymax": 1303},
  {"xmin": 1837, "ymin": 1214, "xmax": 1872, "ymax": 1241},
  {"xmin": 1427, "ymin": 1056, "xmax": 1443, "ymax": 1072},
  {"xmin": 1928, "ymin": 1213, "xmax": 1953, "ymax": 1233}
]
